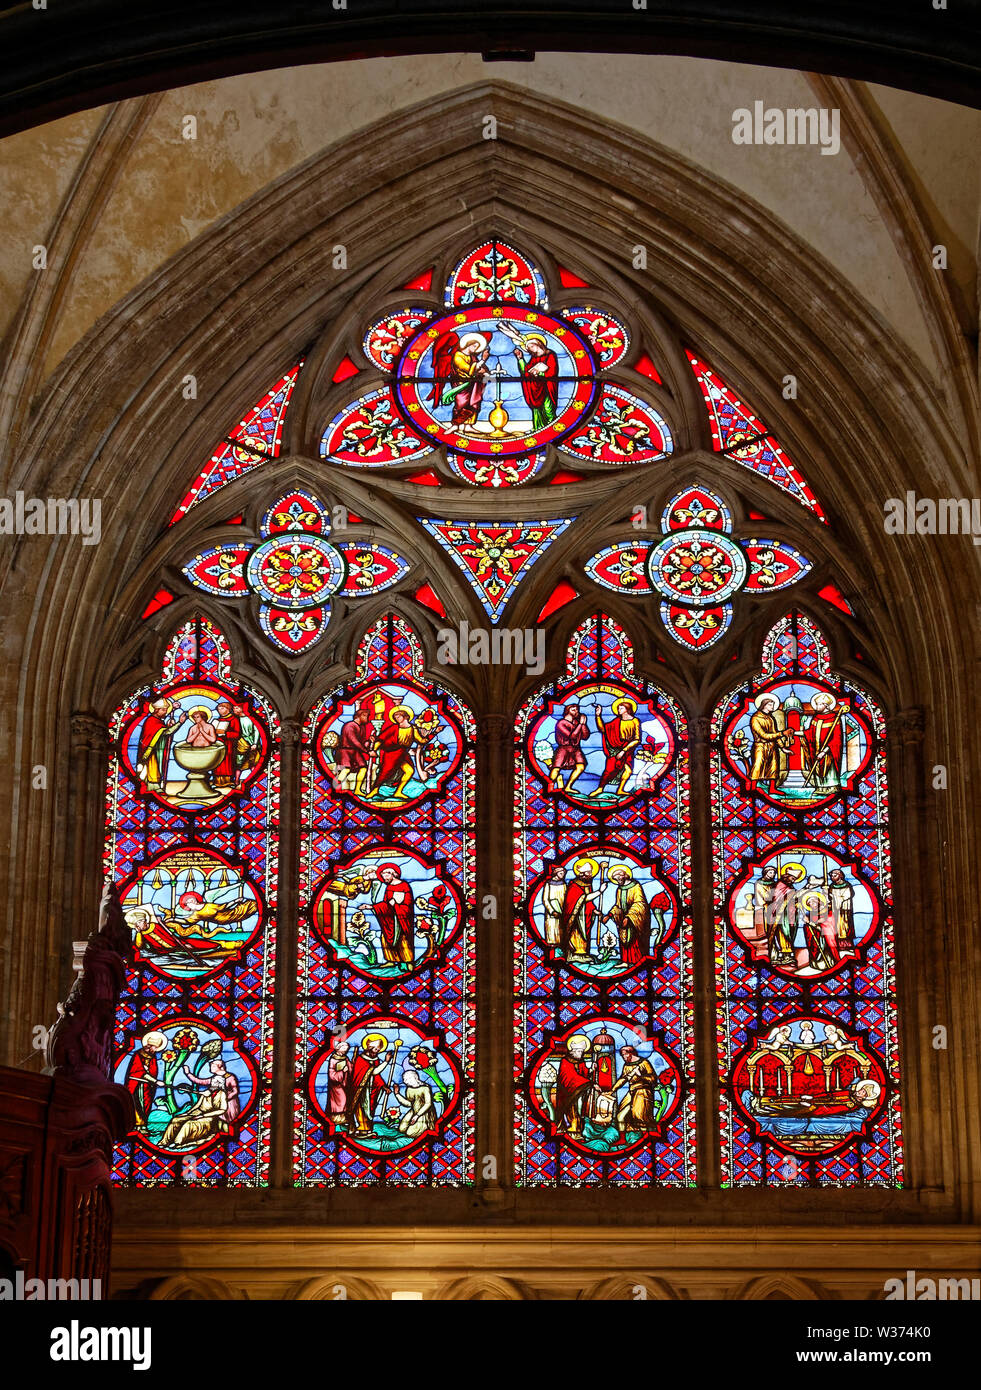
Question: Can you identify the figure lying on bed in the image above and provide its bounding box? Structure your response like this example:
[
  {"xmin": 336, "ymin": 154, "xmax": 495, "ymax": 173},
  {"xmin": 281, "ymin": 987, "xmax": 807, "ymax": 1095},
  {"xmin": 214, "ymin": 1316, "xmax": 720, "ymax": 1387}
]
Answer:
[{"xmin": 741, "ymin": 1077, "xmax": 881, "ymax": 1138}]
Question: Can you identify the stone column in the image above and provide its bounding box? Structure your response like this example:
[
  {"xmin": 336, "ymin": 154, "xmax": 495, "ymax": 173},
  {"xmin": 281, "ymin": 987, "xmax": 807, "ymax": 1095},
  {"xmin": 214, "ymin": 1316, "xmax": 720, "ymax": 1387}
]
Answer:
[
  {"xmin": 66, "ymin": 712, "xmax": 111, "ymax": 988},
  {"xmin": 886, "ymin": 705, "xmax": 945, "ymax": 1199},
  {"xmin": 271, "ymin": 717, "xmax": 303, "ymax": 1188},
  {"xmin": 475, "ymin": 712, "xmax": 514, "ymax": 1208},
  {"xmin": 688, "ymin": 713, "xmax": 719, "ymax": 1188}
]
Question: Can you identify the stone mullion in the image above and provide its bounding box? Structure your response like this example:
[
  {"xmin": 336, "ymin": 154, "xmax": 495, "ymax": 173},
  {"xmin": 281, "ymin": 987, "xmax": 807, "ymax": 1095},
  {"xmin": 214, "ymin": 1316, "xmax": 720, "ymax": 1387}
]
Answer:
[
  {"xmin": 68, "ymin": 711, "xmax": 112, "ymax": 979},
  {"xmin": 475, "ymin": 712, "xmax": 515, "ymax": 1207},
  {"xmin": 885, "ymin": 707, "xmax": 944, "ymax": 1198},
  {"xmin": 688, "ymin": 715, "xmax": 721, "ymax": 1188},
  {"xmin": 270, "ymin": 718, "xmax": 302, "ymax": 1189}
]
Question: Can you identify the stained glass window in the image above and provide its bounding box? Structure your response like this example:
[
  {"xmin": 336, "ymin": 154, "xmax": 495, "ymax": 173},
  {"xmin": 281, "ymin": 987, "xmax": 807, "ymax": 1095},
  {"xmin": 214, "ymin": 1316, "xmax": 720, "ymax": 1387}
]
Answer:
[
  {"xmin": 445, "ymin": 240, "xmax": 548, "ymax": 306},
  {"xmin": 115, "ymin": 229, "xmax": 907, "ymax": 1203},
  {"xmin": 685, "ymin": 353, "xmax": 826, "ymax": 519},
  {"xmin": 582, "ymin": 484, "xmax": 812, "ymax": 650},
  {"xmin": 107, "ymin": 617, "xmax": 279, "ymax": 1186},
  {"xmin": 417, "ymin": 518, "xmax": 574, "ymax": 621},
  {"xmin": 296, "ymin": 615, "xmax": 475, "ymax": 1185},
  {"xmin": 317, "ymin": 239, "xmax": 673, "ymax": 489},
  {"xmin": 514, "ymin": 614, "xmax": 696, "ymax": 1186},
  {"xmin": 181, "ymin": 487, "xmax": 412, "ymax": 655},
  {"xmin": 714, "ymin": 612, "xmax": 902, "ymax": 1186},
  {"xmin": 171, "ymin": 364, "xmax": 303, "ymax": 523}
]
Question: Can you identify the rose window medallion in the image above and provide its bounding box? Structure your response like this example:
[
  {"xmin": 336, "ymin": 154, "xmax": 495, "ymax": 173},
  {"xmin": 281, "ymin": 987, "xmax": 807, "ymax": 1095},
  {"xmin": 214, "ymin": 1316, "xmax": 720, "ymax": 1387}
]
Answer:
[
  {"xmin": 647, "ymin": 529, "xmax": 748, "ymax": 606},
  {"xmin": 394, "ymin": 306, "xmax": 598, "ymax": 458},
  {"xmin": 245, "ymin": 534, "xmax": 345, "ymax": 608}
]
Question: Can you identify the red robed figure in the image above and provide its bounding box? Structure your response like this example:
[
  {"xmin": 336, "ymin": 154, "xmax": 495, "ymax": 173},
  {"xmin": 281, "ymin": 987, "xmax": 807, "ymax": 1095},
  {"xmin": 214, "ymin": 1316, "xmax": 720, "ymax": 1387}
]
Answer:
[
  {"xmin": 214, "ymin": 711, "xmax": 241, "ymax": 783},
  {"xmin": 520, "ymin": 348, "xmax": 559, "ymax": 411},
  {"xmin": 373, "ymin": 865, "xmax": 415, "ymax": 964},
  {"xmin": 374, "ymin": 718, "xmax": 413, "ymax": 787},
  {"xmin": 552, "ymin": 1053, "xmax": 590, "ymax": 1132},
  {"xmin": 345, "ymin": 1051, "xmax": 386, "ymax": 1120},
  {"xmin": 125, "ymin": 1048, "xmax": 158, "ymax": 1125}
]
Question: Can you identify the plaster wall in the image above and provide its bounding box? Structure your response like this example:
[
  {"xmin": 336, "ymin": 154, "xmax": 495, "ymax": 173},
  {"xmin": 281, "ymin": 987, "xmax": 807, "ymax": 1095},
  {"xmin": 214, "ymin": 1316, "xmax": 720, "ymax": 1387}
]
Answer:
[{"xmin": 1, "ymin": 55, "xmax": 975, "ymax": 384}]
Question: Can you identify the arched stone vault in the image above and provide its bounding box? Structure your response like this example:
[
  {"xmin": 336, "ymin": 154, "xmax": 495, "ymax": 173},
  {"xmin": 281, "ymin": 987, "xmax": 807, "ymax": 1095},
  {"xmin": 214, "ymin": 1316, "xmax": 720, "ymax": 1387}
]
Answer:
[
  {"xmin": 1, "ymin": 83, "xmax": 978, "ymax": 1256},
  {"xmin": 1, "ymin": 1, "xmax": 978, "ymax": 134}
]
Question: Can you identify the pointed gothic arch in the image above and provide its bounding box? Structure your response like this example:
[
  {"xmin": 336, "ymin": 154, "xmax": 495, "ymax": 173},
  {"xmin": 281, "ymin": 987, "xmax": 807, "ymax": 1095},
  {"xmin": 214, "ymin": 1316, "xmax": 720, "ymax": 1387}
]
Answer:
[{"xmin": 0, "ymin": 83, "xmax": 974, "ymax": 1253}]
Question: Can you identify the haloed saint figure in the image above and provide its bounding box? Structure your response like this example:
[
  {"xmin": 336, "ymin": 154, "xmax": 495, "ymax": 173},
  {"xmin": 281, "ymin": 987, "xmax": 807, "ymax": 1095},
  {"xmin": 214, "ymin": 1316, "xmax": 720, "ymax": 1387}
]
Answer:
[
  {"xmin": 527, "ymin": 848, "xmax": 677, "ymax": 980},
  {"xmin": 121, "ymin": 685, "xmax": 266, "ymax": 810},
  {"xmin": 315, "ymin": 680, "xmax": 464, "ymax": 810},
  {"xmin": 529, "ymin": 1018, "xmax": 683, "ymax": 1157},
  {"xmin": 724, "ymin": 681, "xmax": 870, "ymax": 809},
  {"xmin": 526, "ymin": 681, "xmax": 675, "ymax": 807},
  {"xmin": 307, "ymin": 1019, "xmax": 461, "ymax": 1156},
  {"xmin": 395, "ymin": 305, "xmax": 596, "ymax": 455},
  {"xmin": 116, "ymin": 1021, "xmax": 256, "ymax": 1157},
  {"xmin": 311, "ymin": 846, "xmax": 462, "ymax": 980}
]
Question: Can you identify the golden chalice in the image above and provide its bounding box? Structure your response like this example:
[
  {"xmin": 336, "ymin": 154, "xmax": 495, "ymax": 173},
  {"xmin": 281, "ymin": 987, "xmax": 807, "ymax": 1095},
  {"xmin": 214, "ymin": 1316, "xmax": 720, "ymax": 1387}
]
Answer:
[{"xmin": 172, "ymin": 741, "xmax": 224, "ymax": 802}]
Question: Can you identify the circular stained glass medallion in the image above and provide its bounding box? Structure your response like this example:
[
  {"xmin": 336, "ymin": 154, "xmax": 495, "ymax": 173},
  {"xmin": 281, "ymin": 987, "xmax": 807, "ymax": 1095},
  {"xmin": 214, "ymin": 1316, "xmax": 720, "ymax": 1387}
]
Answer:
[
  {"xmin": 245, "ymin": 533, "xmax": 345, "ymax": 609},
  {"xmin": 646, "ymin": 528, "xmax": 747, "ymax": 607},
  {"xmin": 394, "ymin": 306, "xmax": 597, "ymax": 458}
]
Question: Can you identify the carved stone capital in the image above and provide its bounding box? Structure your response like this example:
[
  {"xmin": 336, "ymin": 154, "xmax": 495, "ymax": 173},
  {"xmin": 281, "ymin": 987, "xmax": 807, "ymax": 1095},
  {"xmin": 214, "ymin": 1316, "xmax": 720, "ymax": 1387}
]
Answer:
[
  {"xmin": 70, "ymin": 712, "xmax": 109, "ymax": 752},
  {"xmin": 689, "ymin": 715, "xmax": 713, "ymax": 747},
  {"xmin": 478, "ymin": 714, "xmax": 513, "ymax": 743},
  {"xmin": 279, "ymin": 718, "xmax": 304, "ymax": 748},
  {"xmin": 886, "ymin": 706, "xmax": 926, "ymax": 747}
]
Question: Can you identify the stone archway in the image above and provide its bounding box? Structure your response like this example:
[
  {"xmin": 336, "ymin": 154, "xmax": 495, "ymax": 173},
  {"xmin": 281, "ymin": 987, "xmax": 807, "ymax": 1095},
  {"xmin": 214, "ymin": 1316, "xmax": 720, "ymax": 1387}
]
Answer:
[
  {"xmin": 435, "ymin": 1274, "xmax": 533, "ymax": 1300},
  {"xmin": 0, "ymin": 2, "xmax": 978, "ymax": 137},
  {"xmin": 579, "ymin": 1274, "xmax": 685, "ymax": 1300},
  {"xmin": 0, "ymin": 82, "xmax": 977, "ymax": 1244},
  {"xmin": 728, "ymin": 1273, "xmax": 833, "ymax": 1300}
]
